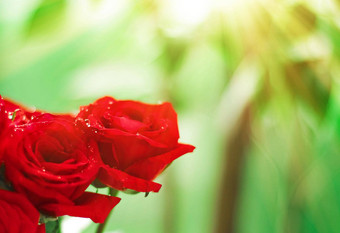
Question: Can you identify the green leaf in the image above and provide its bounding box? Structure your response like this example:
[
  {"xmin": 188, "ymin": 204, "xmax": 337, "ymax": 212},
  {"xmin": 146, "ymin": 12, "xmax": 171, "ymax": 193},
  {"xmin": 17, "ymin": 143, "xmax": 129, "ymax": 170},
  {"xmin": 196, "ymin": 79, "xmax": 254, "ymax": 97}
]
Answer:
[
  {"xmin": 25, "ymin": 0, "xmax": 67, "ymax": 37},
  {"xmin": 45, "ymin": 218, "xmax": 61, "ymax": 233}
]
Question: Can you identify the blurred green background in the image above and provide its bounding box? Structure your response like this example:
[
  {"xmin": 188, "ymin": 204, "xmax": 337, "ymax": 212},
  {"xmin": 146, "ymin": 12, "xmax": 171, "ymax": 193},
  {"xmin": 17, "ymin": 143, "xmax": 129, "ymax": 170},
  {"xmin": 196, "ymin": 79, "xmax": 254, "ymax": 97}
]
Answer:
[{"xmin": 1, "ymin": 0, "xmax": 340, "ymax": 232}]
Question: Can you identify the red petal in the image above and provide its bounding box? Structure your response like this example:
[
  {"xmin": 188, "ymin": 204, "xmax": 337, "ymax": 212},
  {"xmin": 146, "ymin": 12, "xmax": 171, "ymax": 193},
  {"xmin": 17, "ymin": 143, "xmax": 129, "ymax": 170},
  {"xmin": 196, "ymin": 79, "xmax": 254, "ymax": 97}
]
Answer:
[
  {"xmin": 42, "ymin": 192, "xmax": 120, "ymax": 223},
  {"xmin": 98, "ymin": 166, "xmax": 161, "ymax": 192},
  {"xmin": 36, "ymin": 225, "xmax": 46, "ymax": 233},
  {"xmin": 0, "ymin": 190, "xmax": 41, "ymax": 233},
  {"xmin": 124, "ymin": 143, "xmax": 195, "ymax": 180}
]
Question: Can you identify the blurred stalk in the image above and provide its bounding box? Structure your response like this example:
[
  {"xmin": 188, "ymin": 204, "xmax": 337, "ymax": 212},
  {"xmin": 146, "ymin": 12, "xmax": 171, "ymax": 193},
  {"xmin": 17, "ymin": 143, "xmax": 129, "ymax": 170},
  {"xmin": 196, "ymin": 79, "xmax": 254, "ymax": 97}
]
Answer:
[
  {"xmin": 152, "ymin": 11, "xmax": 190, "ymax": 231},
  {"xmin": 214, "ymin": 104, "xmax": 252, "ymax": 233},
  {"xmin": 163, "ymin": 170, "xmax": 179, "ymax": 233},
  {"xmin": 96, "ymin": 188, "xmax": 119, "ymax": 233},
  {"xmin": 284, "ymin": 106, "xmax": 315, "ymax": 233},
  {"xmin": 285, "ymin": 115, "xmax": 303, "ymax": 233}
]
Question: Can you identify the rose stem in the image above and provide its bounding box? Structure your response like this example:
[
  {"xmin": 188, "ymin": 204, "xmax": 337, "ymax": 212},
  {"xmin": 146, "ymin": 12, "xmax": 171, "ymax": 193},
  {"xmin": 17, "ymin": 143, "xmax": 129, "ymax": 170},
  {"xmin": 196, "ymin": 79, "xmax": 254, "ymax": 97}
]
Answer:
[
  {"xmin": 214, "ymin": 105, "xmax": 252, "ymax": 233},
  {"xmin": 96, "ymin": 188, "xmax": 119, "ymax": 233}
]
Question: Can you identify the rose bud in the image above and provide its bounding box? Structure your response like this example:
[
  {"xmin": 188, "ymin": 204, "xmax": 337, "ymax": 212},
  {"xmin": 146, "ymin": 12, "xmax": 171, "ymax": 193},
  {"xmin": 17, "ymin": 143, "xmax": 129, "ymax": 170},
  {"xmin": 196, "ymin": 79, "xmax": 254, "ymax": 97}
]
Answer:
[
  {"xmin": 76, "ymin": 97, "xmax": 195, "ymax": 193},
  {"xmin": 2, "ymin": 113, "xmax": 120, "ymax": 223},
  {"xmin": 0, "ymin": 189, "xmax": 45, "ymax": 233}
]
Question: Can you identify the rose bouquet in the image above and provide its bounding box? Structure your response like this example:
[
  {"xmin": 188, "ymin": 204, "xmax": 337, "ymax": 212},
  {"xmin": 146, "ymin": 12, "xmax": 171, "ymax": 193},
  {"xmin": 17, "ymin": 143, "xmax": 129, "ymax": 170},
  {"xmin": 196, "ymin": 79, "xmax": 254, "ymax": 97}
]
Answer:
[{"xmin": 0, "ymin": 95, "xmax": 194, "ymax": 233}]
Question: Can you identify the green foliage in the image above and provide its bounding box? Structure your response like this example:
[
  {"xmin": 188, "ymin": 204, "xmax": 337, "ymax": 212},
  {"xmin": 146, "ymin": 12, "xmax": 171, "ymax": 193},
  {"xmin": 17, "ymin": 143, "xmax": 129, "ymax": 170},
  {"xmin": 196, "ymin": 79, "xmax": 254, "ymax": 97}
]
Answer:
[
  {"xmin": 26, "ymin": 0, "xmax": 67, "ymax": 37},
  {"xmin": 45, "ymin": 219, "xmax": 61, "ymax": 233}
]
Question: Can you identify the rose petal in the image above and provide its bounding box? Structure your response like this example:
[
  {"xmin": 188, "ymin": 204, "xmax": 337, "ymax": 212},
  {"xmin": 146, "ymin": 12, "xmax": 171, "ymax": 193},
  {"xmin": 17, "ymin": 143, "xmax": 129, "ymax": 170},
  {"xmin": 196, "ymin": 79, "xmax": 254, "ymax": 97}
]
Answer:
[
  {"xmin": 5, "ymin": 165, "xmax": 75, "ymax": 206},
  {"xmin": 124, "ymin": 143, "xmax": 195, "ymax": 180},
  {"xmin": 98, "ymin": 166, "xmax": 162, "ymax": 192},
  {"xmin": 0, "ymin": 190, "xmax": 42, "ymax": 233},
  {"xmin": 37, "ymin": 225, "xmax": 46, "ymax": 233},
  {"xmin": 99, "ymin": 128, "xmax": 168, "ymax": 148},
  {"xmin": 42, "ymin": 192, "xmax": 120, "ymax": 223}
]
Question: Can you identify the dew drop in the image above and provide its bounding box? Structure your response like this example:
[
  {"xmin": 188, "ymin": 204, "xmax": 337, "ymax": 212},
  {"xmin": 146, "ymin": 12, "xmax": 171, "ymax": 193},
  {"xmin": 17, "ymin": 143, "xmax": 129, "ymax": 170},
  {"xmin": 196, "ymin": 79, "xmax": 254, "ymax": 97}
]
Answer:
[{"xmin": 14, "ymin": 128, "xmax": 23, "ymax": 132}]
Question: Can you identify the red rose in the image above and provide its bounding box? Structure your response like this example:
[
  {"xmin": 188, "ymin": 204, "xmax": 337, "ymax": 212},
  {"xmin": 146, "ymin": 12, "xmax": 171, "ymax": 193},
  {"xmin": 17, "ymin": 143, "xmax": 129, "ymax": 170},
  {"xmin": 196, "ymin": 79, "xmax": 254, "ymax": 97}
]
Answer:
[
  {"xmin": 0, "ymin": 96, "xmax": 42, "ymax": 137},
  {"xmin": 0, "ymin": 96, "xmax": 42, "ymax": 162},
  {"xmin": 0, "ymin": 189, "xmax": 45, "ymax": 233},
  {"xmin": 2, "ymin": 113, "xmax": 120, "ymax": 223},
  {"xmin": 76, "ymin": 97, "xmax": 195, "ymax": 193}
]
